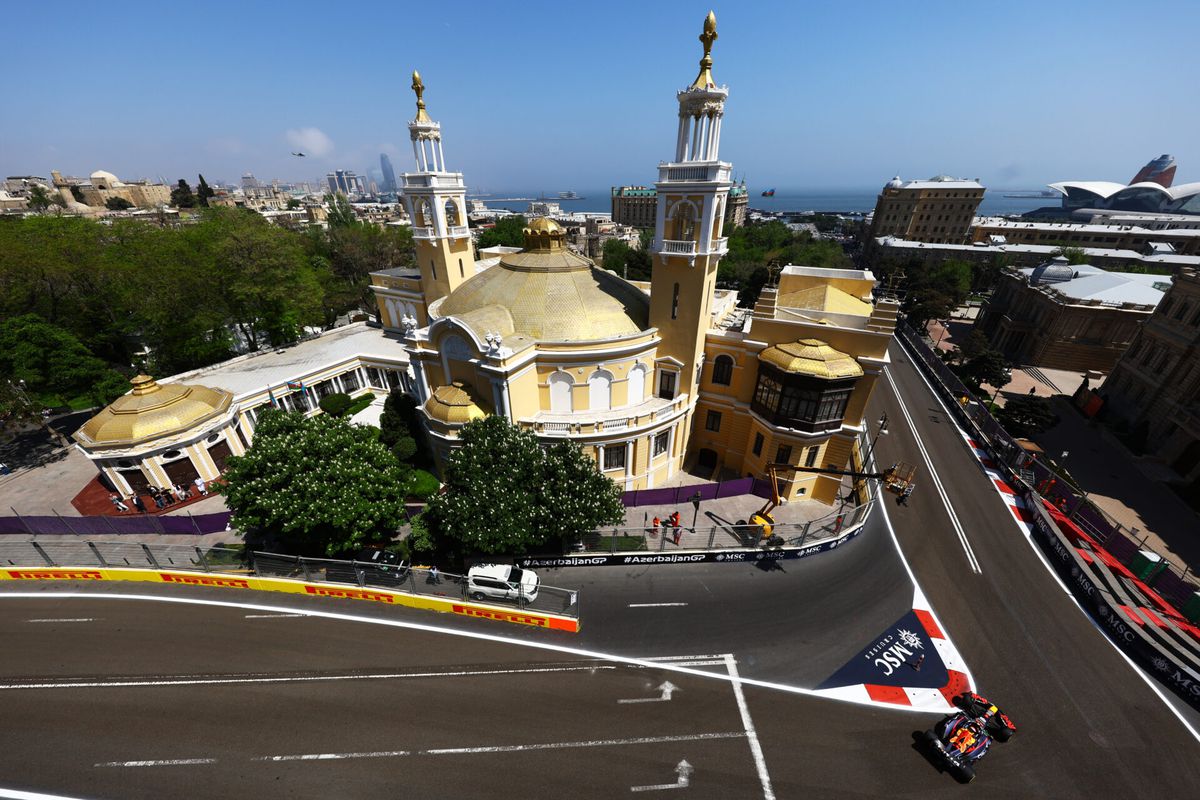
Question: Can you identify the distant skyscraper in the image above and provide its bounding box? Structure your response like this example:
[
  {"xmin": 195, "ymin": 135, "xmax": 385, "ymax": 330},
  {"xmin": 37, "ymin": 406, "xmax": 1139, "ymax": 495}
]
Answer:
[
  {"xmin": 325, "ymin": 169, "xmax": 361, "ymax": 196},
  {"xmin": 380, "ymin": 153, "xmax": 397, "ymax": 192}
]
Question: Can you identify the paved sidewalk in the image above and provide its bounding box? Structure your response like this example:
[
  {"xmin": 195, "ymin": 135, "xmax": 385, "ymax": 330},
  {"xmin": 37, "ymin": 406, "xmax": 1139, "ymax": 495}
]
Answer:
[
  {"xmin": 0, "ymin": 446, "xmax": 229, "ymax": 517},
  {"xmin": 1033, "ymin": 397, "xmax": 1200, "ymax": 574}
]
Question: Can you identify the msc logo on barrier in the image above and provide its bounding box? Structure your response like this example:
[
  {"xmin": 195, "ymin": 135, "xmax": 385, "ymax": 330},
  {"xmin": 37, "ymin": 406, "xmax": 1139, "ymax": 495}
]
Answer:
[
  {"xmin": 159, "ymin": 573, "xmax": 250, "ymax": 589},
  {"xmin": 4, "ymin": 569, "xmax": 104, "ymax": 581},
  {"xmin": 452, "ymin": 604, "xmax": 549, "ymax": 628},
  {"xmin": 304, "ymin": 585, "xmax": 396, "ymax": 603}
]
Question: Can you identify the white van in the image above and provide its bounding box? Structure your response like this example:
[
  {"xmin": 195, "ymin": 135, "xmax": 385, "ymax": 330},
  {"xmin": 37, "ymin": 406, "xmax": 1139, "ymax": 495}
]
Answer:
[{"xmin": 466, "ymin": 564, "xmax": 539, "ymax": 604}]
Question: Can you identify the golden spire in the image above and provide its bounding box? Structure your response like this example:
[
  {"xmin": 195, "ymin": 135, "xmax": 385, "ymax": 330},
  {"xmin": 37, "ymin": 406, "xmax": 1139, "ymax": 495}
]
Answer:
[
  {"xmin": 690, "ymin": 11, "xmax": 718, "ymax": 90},
  {"xmin": 411, "ymin": 70, "xmax": 431, "ymax": 123}
]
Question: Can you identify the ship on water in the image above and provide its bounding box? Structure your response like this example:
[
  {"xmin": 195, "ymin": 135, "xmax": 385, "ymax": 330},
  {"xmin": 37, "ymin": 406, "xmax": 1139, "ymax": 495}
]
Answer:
[
  {"xmin": 557, "ymin": 190, "xmax": 585, "ymax": 200},
  {"xmin": 761, "ymin": 188, "xmax": 775, "ymax": 197}
]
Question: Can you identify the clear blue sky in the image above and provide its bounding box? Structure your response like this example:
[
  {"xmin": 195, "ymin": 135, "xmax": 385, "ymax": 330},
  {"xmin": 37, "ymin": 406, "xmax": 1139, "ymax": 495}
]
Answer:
[{"xmin": 3, "ymin": 0, "xmax": 1197, "ymax": 192}]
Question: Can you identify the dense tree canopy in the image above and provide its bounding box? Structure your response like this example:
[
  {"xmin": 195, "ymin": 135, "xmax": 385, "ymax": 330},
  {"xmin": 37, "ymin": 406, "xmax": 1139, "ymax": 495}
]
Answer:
[
  {"xmin": 0, "ymin": 314, "xmax": 128, "ymax": 412},
  {"xmin": 996, "ymin": 394, "xmax": 1057, "ymax": 438},
  {"xmin": 421, "ymin": 416, "xmax": 624, "ymax": 557},
  {"xmin": 476, "ymin": 215, "xmax": 527, "ymax": 249},
  {"xmin": 717, "ymin": 220, "xmax": 854, "ymax": 307},
  {"xmin": 218, "ymin": 409, "xmax": 413, "ymax": 556},
  {"xmin": 0, "ymin": 210, "xmax": 414, "ymax": 411}
]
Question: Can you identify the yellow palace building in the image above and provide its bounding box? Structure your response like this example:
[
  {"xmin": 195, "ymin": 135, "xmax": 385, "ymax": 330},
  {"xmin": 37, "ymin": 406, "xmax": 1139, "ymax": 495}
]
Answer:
[
  {"xmin": 73, "ymin": 13, "xmax": 896, "ymax": 506},
  {"xmin": 370, "ymin": 12, "xmax": 898, "ymax": 503}
]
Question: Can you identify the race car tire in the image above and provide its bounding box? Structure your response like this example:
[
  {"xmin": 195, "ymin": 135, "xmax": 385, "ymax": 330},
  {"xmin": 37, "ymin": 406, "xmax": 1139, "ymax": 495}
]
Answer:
[
  {"xmin": 921, "ymin": 730, "xmax": 938, "ymax": 747},
  {"xmin": 953, "ymin": 764, "xmax": 976, "ymax": 784},
  {"xmin": 989, "ymin": 722, "xmax": 1014, "ymax": 743},
  {"xmin": 956, "ymin": 693, "xmax": 988, "ymax": 717}
]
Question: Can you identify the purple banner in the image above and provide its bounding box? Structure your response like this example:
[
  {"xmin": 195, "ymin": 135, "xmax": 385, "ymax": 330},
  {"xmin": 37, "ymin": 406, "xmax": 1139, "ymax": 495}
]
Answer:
[{"xmin": 0, "ymin": 512, "xmax": 232, "ymax": 536}]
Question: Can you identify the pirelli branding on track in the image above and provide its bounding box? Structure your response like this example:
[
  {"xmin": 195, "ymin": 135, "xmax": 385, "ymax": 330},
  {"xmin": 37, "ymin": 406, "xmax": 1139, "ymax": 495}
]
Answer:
[
  {"xmin": 3, "ymin": 568, "xmax": 105, "ymax": 581},
  {"xmin": 0, "ymin": 567, "xmax": 580, "ymax": 634}
]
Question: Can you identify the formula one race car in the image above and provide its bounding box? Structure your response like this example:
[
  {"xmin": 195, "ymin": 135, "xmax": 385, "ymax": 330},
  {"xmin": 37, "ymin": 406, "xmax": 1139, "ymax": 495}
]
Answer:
[{"xmin": 921, "ymin": 692, "xmax": 1017, "ymax": 783}]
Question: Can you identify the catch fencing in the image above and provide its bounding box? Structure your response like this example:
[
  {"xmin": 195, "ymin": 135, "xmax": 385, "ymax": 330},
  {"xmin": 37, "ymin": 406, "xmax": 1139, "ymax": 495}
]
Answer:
[
  {"xmin": 577, "ymin": 499, "xmax": 872, "ymax": 554},
  {"xmin": 0, "ymin": 539, "xmax": 578, "ymax": 619},
  {"xmin": 0, "ymin": 511, "xmax": 233, "ymax": 536},
  {"xmin": 897, "ymin": 322, "xmax": 1199, "ymax": 610},
  {"xmin": 251, "ymin": 553, "xmax": 577, "ymax": 617},
  {"xmin": 620, "ymin": 477, "xmax": 772, "ymax": 508}
]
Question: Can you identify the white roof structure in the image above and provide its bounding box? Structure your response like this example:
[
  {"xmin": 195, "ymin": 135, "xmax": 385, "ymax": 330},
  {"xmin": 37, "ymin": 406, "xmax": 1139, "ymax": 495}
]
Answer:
[
  {"xmin": 1048, "ymin": 181, "xmax": 1126, "ymax": 199},
  {"xmin": 1019, "ymin": 263, "xmax": 1169, "ymax": 307},
  {"xmin": 892, "ymin": 175, "xmax": 983, "ymax": 190},
  {"xmin": 162, "ymin": 323, "xmax": 407, "ymax": 401},
  {"xmin": 875, "ymin": 236, "xmax": 1200, "ymax": 270}
]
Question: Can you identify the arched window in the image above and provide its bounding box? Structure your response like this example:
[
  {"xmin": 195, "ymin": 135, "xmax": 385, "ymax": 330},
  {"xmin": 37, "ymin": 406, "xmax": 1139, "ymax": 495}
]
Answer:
[
  {"xmin": 418, "ymin": 200, "xmax": 433, "ymax": 227},
  {"xmin": 627, "ymin": 363, "xmax": 646, "ymax": 406},
  {"xmin": 671, "ymin": 201, "xmax": 698, "ymax": 241},
  {"xmin": 441, "ymin": 334, "xmax": 472, "ymax": 361},
  {"xmin": 712, "ymin": 355, "xmax": 734, "ymax": 386},
  {"xmin": 588, "ymin": 369, "xmax": 613, "ymax": 411},
  {"xmin": 549, "ymin": 372, "xmax": 574, "ymax": 413},
  {"xmin": 445, "ymin": 199, "xmax": 460, "ymax": 227}
]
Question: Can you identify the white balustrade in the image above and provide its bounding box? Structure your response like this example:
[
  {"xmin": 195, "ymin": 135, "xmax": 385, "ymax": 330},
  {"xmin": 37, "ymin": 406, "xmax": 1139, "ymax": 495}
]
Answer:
[{"xmin": 660, "ymin": 239, "xmax": 697, "ymax": 255}]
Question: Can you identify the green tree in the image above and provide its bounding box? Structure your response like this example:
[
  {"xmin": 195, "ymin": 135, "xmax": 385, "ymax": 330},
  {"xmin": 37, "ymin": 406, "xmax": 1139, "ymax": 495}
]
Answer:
[
  {"xmin": 218, "ymin": 409, "xmax": 413, "ymax": 556},
  {"xmin": 286, "ymin": 197, "xmax": 301, "ymax": 210},
  {"xmin": 0, "ymin": 314, "xmax": 126, "ymax": 409},
  {"xmin": 476, "ymin": 215, "xmax": 527, "ymax": 249},
  {"xmin": 996, "ymin": 394, "xmax": 1057, "ymax": 438},
  {"xmin": 196, "ymin": 174, "xmax": 215, "ymax": 207},
  {"xmin": 170, "ymin": 179, "xmax": 196, "ymax": 208},
  {"xmin": 1051, "ymin": 246, "xmax": 1088, "ymax": 266},
  {"xmin": 26, "ymin": 185, "xmax": 54, "ymax": 211},
  {"xmin": 105, "ymin": 197, "xmax": 133, "ymax": 211},
  {"xmin": 318, "ymin": 392, "xmax": 354, "ymax": 417},
  {"xmin": 602, "ymin": 238, "xmax": 631, "ymax": 277},
  {"xmin": 956, "ymin": 328, "xmax": 991, "ymax": 365},
  {"xmin": 423, "ymin": 416, "xmax": 624, "ymax": 556},
  {"xmin": 965, "ymin": 349, "xmax": 1011, "ymax": 399},
  {"xmin": 325, "ymin": 193, "xmax": 358, "ymax": 228},
  {"xmin": 379, "ymin": 388, "xmax": 430, "ymax": 466}
]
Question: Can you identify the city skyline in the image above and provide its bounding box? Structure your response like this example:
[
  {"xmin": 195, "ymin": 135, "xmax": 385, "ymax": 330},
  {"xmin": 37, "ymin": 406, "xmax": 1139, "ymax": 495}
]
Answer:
[{"xmin": 3, "ymin": 0, "xmax": 1198, "ymax": 191}]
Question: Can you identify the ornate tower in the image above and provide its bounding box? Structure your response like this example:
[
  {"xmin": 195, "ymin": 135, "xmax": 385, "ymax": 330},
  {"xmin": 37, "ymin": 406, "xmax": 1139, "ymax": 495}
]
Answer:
[
  {"xmin": 649, "ymin": 12, "xmax": 733, "ymax": 440},
  {"xmin": 402, "ymin": 71, "xmax": 475, "ymax": 314}
]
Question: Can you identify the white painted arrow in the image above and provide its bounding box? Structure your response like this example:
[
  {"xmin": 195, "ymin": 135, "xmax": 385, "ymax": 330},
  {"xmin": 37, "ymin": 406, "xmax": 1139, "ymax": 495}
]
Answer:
[
  {"xmin": 618, "ymin": 681, "xmax": 678, "ymax": 704},
  {"xmin": 631, "ymin": 760, "xmax": 693, "ymax": 792}
]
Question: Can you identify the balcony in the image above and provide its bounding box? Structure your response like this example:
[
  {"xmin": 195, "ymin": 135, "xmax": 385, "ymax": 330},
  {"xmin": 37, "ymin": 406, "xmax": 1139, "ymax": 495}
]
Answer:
[
  {"xmin": 401, "ymin": 173, "xmax": 464, "ymax": 189},
  {"xmin": 712, "ymin": 236, "xmax": 729, "ymax": 255},
  {"xmin": 657, "ymin": 162, "xmax": 732, "ymax": 184},
  {"xmin": 660, "ymin": 239, "xmax": 696, "ymax": 255},
  {"xmin": 447, "ymin": 224, "xmax": 469, "ymax": 239},
  {"xmin": 521, "ymin": 394, "xmax": 689, "ymax": 438},
  {"xmin": 412, "ymin": 226, "xmax": 436, "ymax": 240}
]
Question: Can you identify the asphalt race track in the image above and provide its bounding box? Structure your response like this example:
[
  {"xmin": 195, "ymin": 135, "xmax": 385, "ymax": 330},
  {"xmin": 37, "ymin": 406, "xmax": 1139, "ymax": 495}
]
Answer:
[{"xmin": 2, "ymin": 340, "xmax": 1199, "ymax": 798}]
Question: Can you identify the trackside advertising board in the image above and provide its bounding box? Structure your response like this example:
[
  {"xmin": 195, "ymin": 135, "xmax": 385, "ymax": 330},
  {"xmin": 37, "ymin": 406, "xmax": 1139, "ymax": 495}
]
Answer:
[
  {"xmin": 0, "ymin": 567, "xmax": 579, "ymax": 634},
  {"xmin": 517, "ymin": 524, "xmax": 865, "ymax": 569},
  {"xmin": 1026, "ymin": 498, "xmax": 1200, "ymax": 712}
]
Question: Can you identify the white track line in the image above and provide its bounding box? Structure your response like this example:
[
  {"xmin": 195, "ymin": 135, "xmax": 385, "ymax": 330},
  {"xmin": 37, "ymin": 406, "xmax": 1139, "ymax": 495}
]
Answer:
[
  {"xmin": 97, "ymin": 758, "xmax": 216, "ymax": 768},
  {"xmin": 628, "ymin": 603, "xmax": 688, "ymax": 608},
  {"xmin": 0, "ymin": 789, "xmax": 93, "ymax": 800},
  {"xmin": 883, "ymin": 365, "xmax": 982, "ymax": 573},
  {"xmin": 0, "ymin": 664, "xmax": 614, "ymax": 691},
  {"xmin": 101, "ymin": 733, "xmax": 749, "ymax": 768},
  {"xmin": 26, "ymin": 619, "xmax": 96, "ymax": 623},
  {"xmin": 723, "ymin": 654, "xmax": 775, "ymax": 800},
  {"xmin": 243, "ymin": 613, "xmax": 305, "ymax": 618},
  {"xmin": 0, "ymin": 593, "xmax": 939, "ymax": 713},
  {"xmin": 895, "ymin": 338, "xmax": 1200, "ymax": 745}
]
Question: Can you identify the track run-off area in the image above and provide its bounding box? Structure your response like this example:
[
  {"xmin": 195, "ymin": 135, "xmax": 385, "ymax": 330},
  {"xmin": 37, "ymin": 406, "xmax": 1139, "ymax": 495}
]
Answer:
[{"xmin": 2, "ymin": 342, "xmax": 1199, "ymax": 798}]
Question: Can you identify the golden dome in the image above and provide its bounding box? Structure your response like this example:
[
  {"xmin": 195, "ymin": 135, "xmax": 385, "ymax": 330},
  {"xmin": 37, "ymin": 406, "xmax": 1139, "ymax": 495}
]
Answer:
[
  {"xmin": 758, "ymin": 339, "xmax": 864, "ymax": 379},
  {"xmin": 74, "ymin": 375, "xmax": 233, "ymax": 450},
  {"xmin": 424, "ymin": 382, "xmax": 489, "ymax": 425},
  {"xmin": 522, "ymin": 217, "xmax": 567, "ymax": 252},
  {"xmin": 436, "ymin": 225, "xmax": 649, "ymax": 342}
]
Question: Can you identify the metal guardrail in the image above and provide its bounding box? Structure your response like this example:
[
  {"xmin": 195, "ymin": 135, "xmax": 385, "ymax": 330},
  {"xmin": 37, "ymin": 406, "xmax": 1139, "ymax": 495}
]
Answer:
[
  {"xmin": 250, "ymin": 553, "xmax": 578, "ymax": 617},
  {"xmin": 576, "ymin": 501, "xmax": 872, "ymax": 554},
  {"xmin": 0, "ymin": 540, "xmax": 578, "ymax": 619},
  {"xmin": 898, "ymin": 321, "xmax": 1199, "ymax": 610}
]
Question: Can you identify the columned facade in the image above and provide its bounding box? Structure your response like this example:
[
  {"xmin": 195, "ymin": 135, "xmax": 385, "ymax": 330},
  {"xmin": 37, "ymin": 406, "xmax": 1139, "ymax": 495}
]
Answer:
[{"xmin": 649, "ymin": 10, "xmax": 733, "ymax": 457}]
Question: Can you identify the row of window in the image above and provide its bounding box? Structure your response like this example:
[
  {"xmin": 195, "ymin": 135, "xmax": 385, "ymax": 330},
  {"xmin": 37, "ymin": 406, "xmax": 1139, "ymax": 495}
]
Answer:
[
  {"xmin": 748, "ymin": 432, "xmax": 821, "ymax": 467},
  {"xmin": 601, "ymin": 429, "xmax": 672, "ymax": 472}
]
